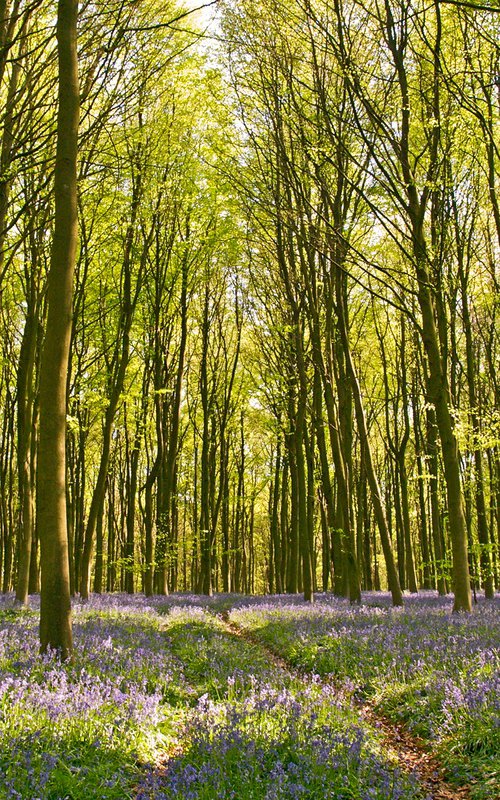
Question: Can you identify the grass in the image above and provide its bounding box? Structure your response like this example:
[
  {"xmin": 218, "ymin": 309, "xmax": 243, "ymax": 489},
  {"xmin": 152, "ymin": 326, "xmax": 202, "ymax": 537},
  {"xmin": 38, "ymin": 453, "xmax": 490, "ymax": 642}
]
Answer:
[
  {"xmin": 0, "ymin": 591, "xmax": 497, "ymax": 799},
  {"xmin": 229, "ymin": 592, "xmax": 500, "ymax": 799}
]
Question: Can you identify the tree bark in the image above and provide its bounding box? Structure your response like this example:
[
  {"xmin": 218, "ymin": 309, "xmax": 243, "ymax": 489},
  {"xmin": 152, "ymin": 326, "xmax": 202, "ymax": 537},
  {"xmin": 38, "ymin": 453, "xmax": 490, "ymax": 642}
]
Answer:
[
  {"xmin": 79, "ymin": 161, "xmax": 143, "ymax": 599},
  {"xmin": 456, "ymin": 233, "xmax": 494, "ymax": 599},
  {"xmin": 335, "ymin": 274, "xmax": 401, "ymax": 605},
  {"xmin": 415, "ymin": 242, "xmax": 471, "ymax": 611},
  {"xmin": 15, "ymin": 309, "xmax": 38, "ymax": 604},
  {"xmin": 38, "ymin": 0, "xmax": 79, "ymax": 659}
]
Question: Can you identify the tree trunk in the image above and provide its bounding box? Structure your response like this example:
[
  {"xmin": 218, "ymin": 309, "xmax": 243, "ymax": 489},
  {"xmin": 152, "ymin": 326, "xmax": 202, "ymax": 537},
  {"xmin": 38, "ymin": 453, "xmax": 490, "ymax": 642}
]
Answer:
[
  {"xmin": 413, "ymin": 372, "xmax": 432, "ymax": 589},
  {"xmin": 79, "ymin": 148, "xmax": 143, "ymax": 599},
  {"xmin": 38, "ymin": 0, "xmax": 79, "ymax": 659},
  {"xmin": 156, "ymin": 257, "xmax": 189, "ymax": 593},
  {"xmin": 15, "ymin": 310, "xmax": 37, "ymax": 604},
  {"xmin": 415, "ymin": 245, "xmax": 471, "ymax": 611},
  {"xmin": 398, "ymin": 320, "xmax": 418, "ymax": 593},
  {"xmin": 270, "ymin": 436, "xmax": 282, "ymax": 593},
  {"xmin": 124, "ymin": 410, "xmax": 141, "ymax": 594},
  {"xmin": 93, "ymin": 500, "xmax": 104, "ymax": 594},
  {"xmin": 294, "ymin": 319, "xmax": 314, "ymax": 602},
  {"xmin": 336, "ymin": 279, "xmax": 401, "ymax": 605},
  {"xmin": 427, "ymin": 407, "xmax": 448, "ymax": 595},
  {"xmin": 458, "ymin": 253, "xmax": 494, "ymax": 598},
  {"xmin": 279, "ymin": 456, "xmax": 289, "ymax": 593},
  {"xmin": 285, "ymin": 385, "xmax": 299, "ymax": 594}
]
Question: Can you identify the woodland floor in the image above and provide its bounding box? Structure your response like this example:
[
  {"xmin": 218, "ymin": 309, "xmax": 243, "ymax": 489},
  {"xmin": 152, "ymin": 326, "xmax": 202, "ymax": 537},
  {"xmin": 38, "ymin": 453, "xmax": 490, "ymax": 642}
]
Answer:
[
  {"xmin": 219, "ymin": 613, "xmax": 472, "ymax": 800},
  {"xmin": 0, "ymin": 591, "xmax": 498, "ymax": 799}
]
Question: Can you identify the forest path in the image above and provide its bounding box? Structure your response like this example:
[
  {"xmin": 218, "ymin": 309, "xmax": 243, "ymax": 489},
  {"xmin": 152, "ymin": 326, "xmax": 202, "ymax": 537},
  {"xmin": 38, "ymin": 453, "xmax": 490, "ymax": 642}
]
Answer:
[{"xmin": 219, "ymin": 612, "xmax": 471, "ymax": 800}]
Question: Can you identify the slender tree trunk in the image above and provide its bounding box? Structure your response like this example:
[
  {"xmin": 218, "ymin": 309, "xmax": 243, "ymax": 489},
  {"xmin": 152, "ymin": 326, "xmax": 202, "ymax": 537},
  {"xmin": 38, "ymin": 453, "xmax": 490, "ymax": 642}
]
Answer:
[
  {"xmin": 28, "ymin": 525, "xmax": 39, "ymax": 594},
  {"xmin": 356, "ymin": 446, "xmax": 367, "ymax": 588},
  {"xmin": 0, "ymin": 395, "xmax": 15, "ymax": 592},
  {"xmin": 318, "ymin": 340, "xmax": 355, "ymax": 597},
  {"xmin": 285, "ymin": 386, "xmax": 299, "ymax": 594},
  {"xmin": 106, "ymin": 488, "xmax": 116, "ymax": 592},
  {"xmin": 279, "ymin": 456, "xmax": 289, "ymax": 593},
  {"xmin": 143, "ymin": 471, "xmax": 156, "ymax": 597},
  {"xmin": 312, "ymin": 360, "xmax": 335, "ymax": 593},
  {"xmin": 458, "ymin": 260, "xmax": 494, "ymax": 598},
  {"xmin": 93, "ymin": 500, "xmax": 104, "ymax": 594},
  {"xmin": 0, "ymin": 5, "xmax": 29, "ymax": 288},
  {"xmin": 294, "ymin": 319, "xmax": 313, "ymax": 602},
  {"xmin": 487, "ymin": 447, "xmax": 499, "ymax": 589},
  {"xmin": 336, "ymin": 280, "xmax": 401, "ymax": 605},
  {"xmin": 124, "ymin": 410, "xmax": 141, "ymax": 594},
  {"xmin": 427, "ymin": 407, "xmax": 448, "ymax": 595},
  {"xmin": 157, "ymin": 258, "xmax": 189, "ymax": 593},
  {"xmin": 197, "ymin": 282, "xmax": 215, "ymax": 596},
  {"xmin": 416, "ymin": 249, "xmax": 471, "ymax": 611},
  {"xmin": 399, "ymin": 321, "xmax": 418, "ymax": 592},
  {"xmin": 362, "ymin": 475, "xmax": 373, "ymax": 591},
  {"xmin": 413, "ymin": 372, "xmax": 432, "ymax": 588},
  {"xmin": 38, "ymin": 0, "xmax": 79, "ymax": 659},
  {"xmin": 15, "ymin": 312, "xmax": 37, "ymax": 604},
  {"xmin": 270, "ymin": 436, "xmax": 282, "ymax": 593},
  {"xmin": 221, "ymin": 438, "xmax": 231, "ymax": 593}
]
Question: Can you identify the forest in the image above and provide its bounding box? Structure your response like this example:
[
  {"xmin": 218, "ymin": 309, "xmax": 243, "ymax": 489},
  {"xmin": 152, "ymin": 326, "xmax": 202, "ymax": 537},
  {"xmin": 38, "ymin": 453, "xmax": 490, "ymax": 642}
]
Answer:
[{"xmin": 0, "ymin": 0, "xmax": 498, "ymax": 798}]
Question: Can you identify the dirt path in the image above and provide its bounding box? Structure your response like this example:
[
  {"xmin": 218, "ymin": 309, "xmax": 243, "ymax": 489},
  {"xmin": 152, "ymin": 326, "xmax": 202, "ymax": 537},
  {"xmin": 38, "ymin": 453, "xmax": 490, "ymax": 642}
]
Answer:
[{"xmin": 220, "ymin": 613, "xmax": 471, "ymax": 800}]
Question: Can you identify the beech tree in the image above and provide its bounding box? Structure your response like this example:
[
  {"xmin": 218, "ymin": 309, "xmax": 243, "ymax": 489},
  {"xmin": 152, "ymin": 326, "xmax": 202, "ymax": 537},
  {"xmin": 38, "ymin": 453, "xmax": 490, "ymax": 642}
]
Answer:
[
  {"xmin": 0, "ymin": 0, "xmax": 496, "ymax": 609},
  {"xmin": 37, "ymin": 0, "xmax": 79, "ymax": 658}
]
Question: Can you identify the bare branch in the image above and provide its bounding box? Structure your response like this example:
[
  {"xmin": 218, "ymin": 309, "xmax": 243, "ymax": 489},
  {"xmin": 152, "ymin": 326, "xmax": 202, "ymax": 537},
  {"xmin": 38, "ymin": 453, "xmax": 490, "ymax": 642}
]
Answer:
[{"xmin": 126, "ymin": 0, "xmax": 219, "ymax": 33}]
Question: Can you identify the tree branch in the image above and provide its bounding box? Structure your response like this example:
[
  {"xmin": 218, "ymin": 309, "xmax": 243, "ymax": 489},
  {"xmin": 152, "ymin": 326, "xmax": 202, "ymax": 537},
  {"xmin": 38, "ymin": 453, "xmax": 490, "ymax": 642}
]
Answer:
[
  {"xmin": 126, "ymin": 1, "xmax": 219, "ymax": 33},
  {"xmin": 439, "ymin": 0, "xmax": 500, "ymax": 12}
]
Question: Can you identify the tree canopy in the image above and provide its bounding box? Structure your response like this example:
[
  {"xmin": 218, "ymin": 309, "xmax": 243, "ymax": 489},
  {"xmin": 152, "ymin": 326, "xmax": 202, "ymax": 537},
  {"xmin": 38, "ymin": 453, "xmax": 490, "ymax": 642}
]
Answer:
[{"xmin": 0, "ymin": 0, "xmax": 498, "ymax": 653}]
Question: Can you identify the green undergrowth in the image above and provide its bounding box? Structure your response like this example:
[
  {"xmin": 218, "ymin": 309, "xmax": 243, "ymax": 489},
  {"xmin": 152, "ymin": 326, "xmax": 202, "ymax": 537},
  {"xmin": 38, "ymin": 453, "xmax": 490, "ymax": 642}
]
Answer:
[
  {"xmin": 161, "ymin": 607, "xmax": 283, "ymax": 701},
  {"xmin": 0, "ymin": 594, "xmax": 438, "ymax": 800},
  {"xmin": 138, "ymin": 607, "xmax": 426, "ymax": 800},
  {"xmin": 0, "ymin": 602, "xmax": 184, "ymax": 799},
  {"xmin": 229, "ymin": 598, "xmax": 499, "ymax": 799}
]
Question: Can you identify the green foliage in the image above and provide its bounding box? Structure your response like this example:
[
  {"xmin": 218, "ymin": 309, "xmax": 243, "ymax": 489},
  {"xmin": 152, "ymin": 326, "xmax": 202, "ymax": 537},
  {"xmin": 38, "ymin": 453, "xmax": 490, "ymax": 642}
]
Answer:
[{"xmin": 231, "ymin": 598, "xmax": 500, "ymax": 798}]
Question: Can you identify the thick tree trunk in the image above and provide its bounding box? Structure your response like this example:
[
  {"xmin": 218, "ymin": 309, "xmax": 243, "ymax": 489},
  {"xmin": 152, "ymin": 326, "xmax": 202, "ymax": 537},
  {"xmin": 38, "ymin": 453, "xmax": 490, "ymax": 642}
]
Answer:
[{"xmin": 38, "ymin": 0, "xmax": 79, "ymax": 659}]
